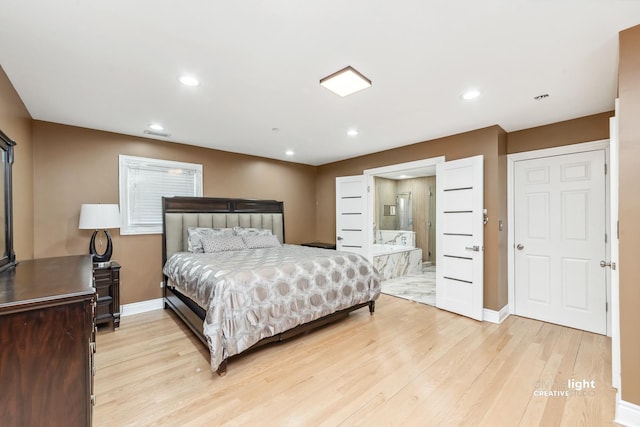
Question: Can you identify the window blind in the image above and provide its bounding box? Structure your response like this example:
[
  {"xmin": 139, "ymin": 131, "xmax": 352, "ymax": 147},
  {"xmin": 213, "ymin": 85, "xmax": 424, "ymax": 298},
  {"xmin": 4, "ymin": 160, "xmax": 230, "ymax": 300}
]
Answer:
[{"xmin": 119, "ymin": 155, "xmax": 202, "ymax": 234}]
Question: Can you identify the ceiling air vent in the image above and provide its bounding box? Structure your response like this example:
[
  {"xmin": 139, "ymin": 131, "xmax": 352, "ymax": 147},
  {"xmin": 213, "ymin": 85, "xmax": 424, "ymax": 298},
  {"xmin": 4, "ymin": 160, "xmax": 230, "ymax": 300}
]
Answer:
[
  {"xmin": 144, "ymin": 130, "xmax": 170, "ymax": 137},
  {"xmin": 534, "ymin": 93, "xmax": 550, "ymax": 100}
]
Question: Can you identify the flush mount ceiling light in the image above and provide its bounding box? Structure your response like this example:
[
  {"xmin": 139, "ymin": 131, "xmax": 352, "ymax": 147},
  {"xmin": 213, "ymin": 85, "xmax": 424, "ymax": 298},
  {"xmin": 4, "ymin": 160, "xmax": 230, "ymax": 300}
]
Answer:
[
  {"xmin": 462, "ymin": 89, "xmax": 481, "ymax": 100},
  {"xmin": 347, "ymin": 129, "xmax": 359, "ymax": 137},
  {"xmin": 179, "ymin": 75, "xmax": 200, "ymax": 87},
  {"xmin": 320, "ymin": 66, "xmax": 371, "ymax": 97},
  {"xmin": 148, "ymin": 123, "xmax": 164, "ymax": 131},
  {"xmin": 285, "ymin": 149, "xmax": 295, "ymax": 156}
]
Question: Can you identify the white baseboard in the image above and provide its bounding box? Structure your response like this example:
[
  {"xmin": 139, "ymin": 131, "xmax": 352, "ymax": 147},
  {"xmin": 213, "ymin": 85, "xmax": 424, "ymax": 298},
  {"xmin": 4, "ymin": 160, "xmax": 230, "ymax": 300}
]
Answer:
[
  {"xmin": 616, "ymin": 396, "xmax": 640, "ymax": 427},
  {"xmin": 483, "ymin": 305, "xmax": 510, "ymax": 324},
  {"xmin": 121, "ymin": 298, "xmax": 164, "ymax": 317}
]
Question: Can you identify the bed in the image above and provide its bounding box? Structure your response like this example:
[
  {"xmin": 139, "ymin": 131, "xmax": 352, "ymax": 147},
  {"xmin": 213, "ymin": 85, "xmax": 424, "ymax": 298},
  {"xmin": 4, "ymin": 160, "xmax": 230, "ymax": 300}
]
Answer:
[{"xmin": 161, "ymin": 196, "xmax": 381, "ymax": 375}]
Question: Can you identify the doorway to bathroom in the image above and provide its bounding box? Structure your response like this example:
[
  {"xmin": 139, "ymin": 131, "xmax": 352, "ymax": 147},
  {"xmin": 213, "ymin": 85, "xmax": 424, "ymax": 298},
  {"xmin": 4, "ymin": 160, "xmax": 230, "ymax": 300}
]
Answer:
[
  {"xmin": 364, "ymin": 158, "xmax": 443, "ymax": 306},
  {"xmin": 338, "ymin": 155, "xmax": 485, "ymax": 319}
]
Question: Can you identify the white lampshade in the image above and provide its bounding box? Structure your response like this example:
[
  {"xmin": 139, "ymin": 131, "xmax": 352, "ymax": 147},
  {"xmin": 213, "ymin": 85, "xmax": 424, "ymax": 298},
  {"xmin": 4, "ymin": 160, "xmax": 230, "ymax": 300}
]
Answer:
[{"xmin": 79, "ymin": 204, "xmax": 121, "ymax": 230}]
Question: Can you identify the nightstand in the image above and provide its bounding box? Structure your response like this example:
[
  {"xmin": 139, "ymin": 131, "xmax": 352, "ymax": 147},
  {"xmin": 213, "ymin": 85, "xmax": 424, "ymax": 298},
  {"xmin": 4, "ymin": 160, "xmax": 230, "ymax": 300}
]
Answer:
[
  {"xmin": 93, "ymin": 261, "xmax": 121, "ymax": 329},
  {"xmin": 301, "ymin": 241, "xmax": 337, "ymax": 250}
]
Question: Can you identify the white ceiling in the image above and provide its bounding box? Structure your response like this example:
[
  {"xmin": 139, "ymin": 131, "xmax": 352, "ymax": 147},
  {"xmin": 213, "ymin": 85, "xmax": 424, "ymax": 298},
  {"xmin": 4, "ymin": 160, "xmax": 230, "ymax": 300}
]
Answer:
[{"xmin": 1, "ymin": 1, "xmax": 638, "ymax": 166}]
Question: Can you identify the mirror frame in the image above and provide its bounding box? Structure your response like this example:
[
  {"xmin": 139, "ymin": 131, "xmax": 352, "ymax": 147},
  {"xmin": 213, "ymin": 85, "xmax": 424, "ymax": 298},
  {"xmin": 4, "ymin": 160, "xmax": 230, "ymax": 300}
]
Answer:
[{"xmin": 0, "ymin": 129, "xmax": 16, "ymax": 272}]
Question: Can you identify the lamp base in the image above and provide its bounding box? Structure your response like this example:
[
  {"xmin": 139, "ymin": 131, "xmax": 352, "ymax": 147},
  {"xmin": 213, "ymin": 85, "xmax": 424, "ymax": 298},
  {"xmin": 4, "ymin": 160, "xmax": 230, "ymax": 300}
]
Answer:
[
  {"xmin": 89, "ymin": 229, "xmax": 113, "ymax": 263},
  {"xmin": 94, "ymin": 261, "xmax": 112, "ymax": 268}
]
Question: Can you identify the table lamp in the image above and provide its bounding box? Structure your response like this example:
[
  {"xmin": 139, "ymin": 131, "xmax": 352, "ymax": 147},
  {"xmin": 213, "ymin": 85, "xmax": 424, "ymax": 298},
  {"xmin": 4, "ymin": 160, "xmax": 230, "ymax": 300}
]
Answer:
[{"xmin": 78, "ymin": 204, "xmax": 120, "ymax": 264}]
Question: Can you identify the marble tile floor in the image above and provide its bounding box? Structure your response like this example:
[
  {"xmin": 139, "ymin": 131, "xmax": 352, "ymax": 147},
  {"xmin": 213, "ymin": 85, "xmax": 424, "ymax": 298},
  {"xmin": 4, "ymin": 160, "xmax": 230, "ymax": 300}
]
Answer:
[{"xmin": 380, "ymin": 263, "xmax": 436, "ymax": 306}]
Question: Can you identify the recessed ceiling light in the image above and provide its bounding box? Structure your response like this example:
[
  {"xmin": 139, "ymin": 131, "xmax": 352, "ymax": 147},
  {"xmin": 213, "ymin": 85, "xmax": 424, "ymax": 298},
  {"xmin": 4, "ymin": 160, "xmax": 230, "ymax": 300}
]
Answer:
[
  {"xmin": 285, "ymin": 150, "xmax": 294, "ymax": 156},
  {"xmin": 149, "ymin": 123, "xmax": 164, "ymax": 131},
  {"xmin": 347, "ymin": 129, "xmax": 359, "ymax": 137},
  {"xmin": 179, "ymin": 75, "xmax": 200, "ymax": 87},
  {"xmin": 462, "ymin": 89, "xmax": 481, "ymax": 101},
  {"xmin": 320, "ymin": 66, "xmax": 371, "ymax": 97}
]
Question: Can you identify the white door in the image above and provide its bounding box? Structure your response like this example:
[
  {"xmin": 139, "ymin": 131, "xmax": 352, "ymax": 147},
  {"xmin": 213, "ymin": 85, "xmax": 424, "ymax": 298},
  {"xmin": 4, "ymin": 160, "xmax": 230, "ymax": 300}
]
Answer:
[
  {"xmin": 514, "ymin": 150, "xmax": 606, "ymax": 334},
  {"xmin": 436, "ymin": 155, "xmax": 484, "ymax": 321},
  {"xmin": 336, "ymin": 175, "xmax": 367, "ymax": 256}
]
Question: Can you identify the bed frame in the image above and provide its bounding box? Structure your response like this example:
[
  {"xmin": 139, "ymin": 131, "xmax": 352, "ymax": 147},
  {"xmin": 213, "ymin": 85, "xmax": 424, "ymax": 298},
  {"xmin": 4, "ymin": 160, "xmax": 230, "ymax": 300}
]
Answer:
[{"xmin": 161, "ymin": 196, "xmax": 375, "ymax": 375}]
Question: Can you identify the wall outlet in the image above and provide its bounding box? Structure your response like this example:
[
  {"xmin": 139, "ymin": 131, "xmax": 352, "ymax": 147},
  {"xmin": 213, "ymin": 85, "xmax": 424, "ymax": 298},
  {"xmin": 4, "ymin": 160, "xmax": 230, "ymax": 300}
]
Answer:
[{"xmin": 160, "ymin": 281, "xmax": 164, "ymax": 288}]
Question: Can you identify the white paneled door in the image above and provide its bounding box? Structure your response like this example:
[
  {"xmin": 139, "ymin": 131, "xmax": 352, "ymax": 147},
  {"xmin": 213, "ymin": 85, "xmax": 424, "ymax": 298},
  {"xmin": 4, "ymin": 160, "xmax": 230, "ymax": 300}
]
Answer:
[
  {"xmin": 514, "ymin": 150, "xmax": 607, "ymax": 334},
  {"xmin": 335, "ymin": 175, "xmax": 367, "ymax": 256},
  {"xmin": 436, "ymin": 155, "xmax": 484, "ymax": 321}
]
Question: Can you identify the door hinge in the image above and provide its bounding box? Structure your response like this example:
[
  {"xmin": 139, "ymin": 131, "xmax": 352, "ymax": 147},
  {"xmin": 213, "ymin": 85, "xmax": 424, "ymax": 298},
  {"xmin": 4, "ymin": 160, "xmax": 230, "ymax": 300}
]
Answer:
[
  {"xmin": 367, "ymin": 185, "xmax": 370, "ymax": 192},
  {"xmin": 605, "ymin": 233, "xmax": 608, "ymax": 243},
  {"xmin": 605, "ymin": 163, "xmax": 608, "ymax": 175},
  {"xmin": 606, "ymin": 302, "xmax": 609, "ymax": 312}
]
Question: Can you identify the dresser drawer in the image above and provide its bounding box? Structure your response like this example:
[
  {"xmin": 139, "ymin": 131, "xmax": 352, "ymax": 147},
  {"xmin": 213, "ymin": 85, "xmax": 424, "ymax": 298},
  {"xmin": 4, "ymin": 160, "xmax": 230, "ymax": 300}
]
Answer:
[
  {"xmin": 96, "ymin": 297, "xmax": 112, "ymax": 316},
  {"xmin": 95, "ymin": 283, "xmax": 111, "ymax": 299}
]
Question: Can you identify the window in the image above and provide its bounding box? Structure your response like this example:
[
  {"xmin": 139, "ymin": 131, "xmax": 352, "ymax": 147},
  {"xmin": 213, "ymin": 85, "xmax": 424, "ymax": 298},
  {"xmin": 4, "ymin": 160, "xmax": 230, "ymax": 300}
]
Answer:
[{"xmin": 119, "ymin": 155, "xmax": 202, "ymax": 235}]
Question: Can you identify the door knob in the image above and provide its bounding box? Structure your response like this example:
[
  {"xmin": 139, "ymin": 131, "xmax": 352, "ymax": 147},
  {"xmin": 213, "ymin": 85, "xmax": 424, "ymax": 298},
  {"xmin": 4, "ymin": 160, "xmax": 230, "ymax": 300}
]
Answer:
[
  {"xmin": 600, "ymin": 260, "xmax": 616, "ymax": 270},
  {"xmin": 516, "ymin": 244, "xmax": 524, "ymax": 250}
]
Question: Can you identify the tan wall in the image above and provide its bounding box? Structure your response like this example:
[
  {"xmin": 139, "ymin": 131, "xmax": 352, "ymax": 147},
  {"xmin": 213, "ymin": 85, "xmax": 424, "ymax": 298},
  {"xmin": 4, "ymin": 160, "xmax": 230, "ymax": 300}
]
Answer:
[
  {"xmin": 507, "ymin": 111, "xmax": 613, "ymax": 154},
  {"xmin": 618, "ymin": 24, "xmax": 640, "ymax": 406},
  {"xmin": 316, "ymin": 125, "xmax": 508, "ymax": 310},
  {"xmin": 0, "ymin": 66, "xmax": 34, "ymax": 260},
  {"xmin": 32, "ymin": 121, "xmax": 318, "ymax": 304},
  {"xmin": 374, "ymin": 177, "xmax": 397, "ymax": 231}
]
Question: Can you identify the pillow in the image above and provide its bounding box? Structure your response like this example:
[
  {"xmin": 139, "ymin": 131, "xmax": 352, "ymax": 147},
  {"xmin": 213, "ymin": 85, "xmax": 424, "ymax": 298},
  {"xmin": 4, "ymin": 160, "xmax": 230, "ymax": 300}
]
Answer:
[
  {"xmin": 233, "ymin": 226, "xmax": 273, "ymax": 236},
  {"xmin": 201, "ymin": 235, "xmax": 247, "ymax": 253},
  {"xmin": 242, "ymin": 234, "xmax": 281, "ymax": 249},
  {"xmin": 187, "ymin": 227, "xmax": 234, "ymax": 253}
]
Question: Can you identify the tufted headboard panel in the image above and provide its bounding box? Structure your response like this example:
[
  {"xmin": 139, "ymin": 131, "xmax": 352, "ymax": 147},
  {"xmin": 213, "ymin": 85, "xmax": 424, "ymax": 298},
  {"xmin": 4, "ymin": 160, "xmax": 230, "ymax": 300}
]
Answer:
[
  {"xmin": 164, "ymin": 212, "xmax": 284, "ymax": 260},
  {"xmin": 161, "ymin": 197, "xmax": 285, "ymax": 265}
]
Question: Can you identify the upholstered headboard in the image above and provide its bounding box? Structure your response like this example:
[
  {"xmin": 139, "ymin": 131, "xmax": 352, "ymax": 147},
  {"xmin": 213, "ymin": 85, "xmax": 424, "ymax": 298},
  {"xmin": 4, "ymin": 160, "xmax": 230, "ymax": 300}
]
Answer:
[{"xmin": 162, "ymin": 197, "xmax": 285, "ymax": 264}]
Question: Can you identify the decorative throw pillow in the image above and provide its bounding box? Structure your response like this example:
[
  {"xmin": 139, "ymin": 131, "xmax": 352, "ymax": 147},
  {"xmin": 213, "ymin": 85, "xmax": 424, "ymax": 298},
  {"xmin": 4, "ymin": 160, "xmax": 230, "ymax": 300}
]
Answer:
[
  {"xmin": 201, "ymin": 235, "xmax": 247, "ymax": 253},
  {"xmin": 187, "ymin": 227, "xmax": 234, "ymax": 253},
  {"xmin": 233, "ymin": 226, "xmax": 273, "ymax": 236},
  {"xmin": 242, "ymin": 234, "xmax": 281, "ymax": 249}
]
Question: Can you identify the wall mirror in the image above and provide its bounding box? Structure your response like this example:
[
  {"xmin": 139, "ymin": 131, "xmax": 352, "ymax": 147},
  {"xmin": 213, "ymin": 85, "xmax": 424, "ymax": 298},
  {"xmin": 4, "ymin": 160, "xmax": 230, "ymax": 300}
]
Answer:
[{"xmin": 0, "ymin": 129, "xmax": 16, "ymax": 272}]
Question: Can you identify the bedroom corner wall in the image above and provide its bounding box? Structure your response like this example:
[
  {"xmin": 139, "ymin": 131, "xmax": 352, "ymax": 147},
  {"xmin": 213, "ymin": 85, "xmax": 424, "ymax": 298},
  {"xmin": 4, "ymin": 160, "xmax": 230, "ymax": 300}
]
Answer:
[
  {"xmin": 316, "ymin": 125, "xmax": 507, "ymax": 311},
  {"xmin": 0, "ymin": 65, "xmax": 34, "ymax": 260},
  {"xmin": 316, "ymin": 113, "xmax": 613, "ymax": 313},
  {"xmin": 32, "ymin": 121, "xmax": 318, "ymax": 305}
]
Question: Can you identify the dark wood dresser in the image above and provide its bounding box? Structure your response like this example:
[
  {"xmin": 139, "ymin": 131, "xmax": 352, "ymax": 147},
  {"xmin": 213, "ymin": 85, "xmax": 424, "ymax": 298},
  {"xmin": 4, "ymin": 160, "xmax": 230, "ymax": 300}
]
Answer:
[{"xmin": 0, "ymin": 255, "xmax": 95, "ymax": 426}]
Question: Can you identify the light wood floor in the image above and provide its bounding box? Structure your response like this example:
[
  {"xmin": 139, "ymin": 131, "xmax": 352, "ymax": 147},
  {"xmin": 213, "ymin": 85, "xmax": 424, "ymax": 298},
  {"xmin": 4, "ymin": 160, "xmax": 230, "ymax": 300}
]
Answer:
[{"xmin": 94, "ymin": 294, "xmax": 618, "ymax": 426}]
